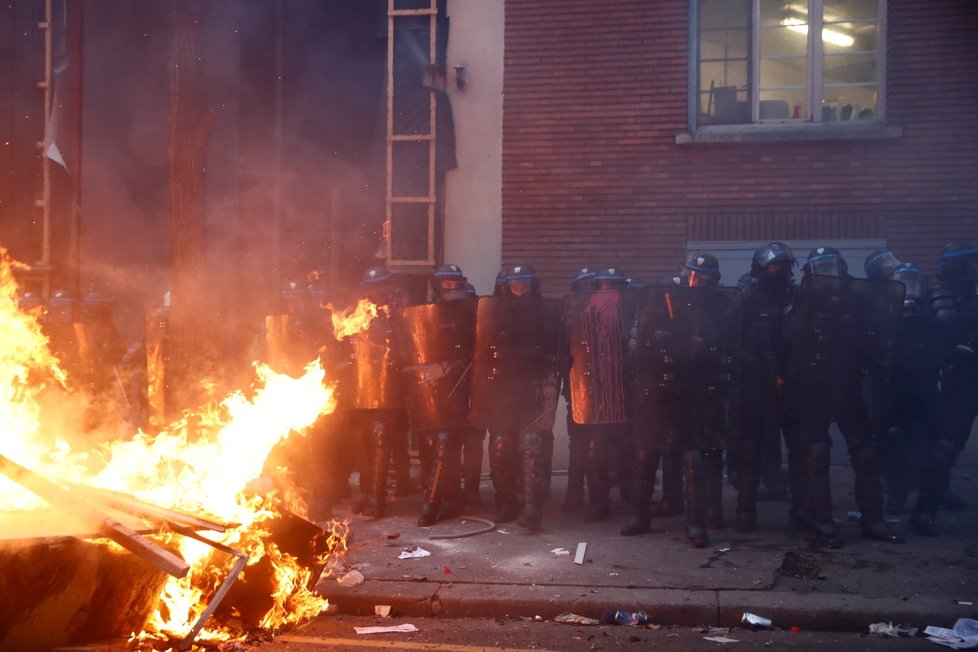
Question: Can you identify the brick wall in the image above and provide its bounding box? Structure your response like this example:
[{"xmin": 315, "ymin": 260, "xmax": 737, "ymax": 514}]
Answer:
[{"xmin": 502, "ymin": 0, "xmax": 978, "ymax": 295}]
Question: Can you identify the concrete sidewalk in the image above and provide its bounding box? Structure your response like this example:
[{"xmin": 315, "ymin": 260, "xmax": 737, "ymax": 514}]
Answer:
[{"xmin": 316, "ymin": 465, "xmax": 978, "ymax": 632}]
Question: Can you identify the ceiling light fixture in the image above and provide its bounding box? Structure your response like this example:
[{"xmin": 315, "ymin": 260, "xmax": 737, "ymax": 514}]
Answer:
[{"xmin": 780, "ymin": 17, "xmax": 855, "ymax": 47}]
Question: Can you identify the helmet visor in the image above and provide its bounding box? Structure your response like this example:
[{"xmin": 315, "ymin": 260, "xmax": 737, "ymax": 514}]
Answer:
[{"xmin": 807, "ymin": 255, "xmax": 846, "ymax": 277}]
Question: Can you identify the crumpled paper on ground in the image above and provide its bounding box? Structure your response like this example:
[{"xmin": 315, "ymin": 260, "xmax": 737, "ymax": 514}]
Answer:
[
  {"xmin": 925, "ymin": 618, "xmax": 978, "ymax": 649},
  {"xmin": 554, "ymin": 612, "xmax": 600, "ymax": 626},
  {"xmin": 868, "ymin": 622, "xmax": 918, "ymax": 637},
  {"xmin": 354, "ymin": 624, "xmax": 419, "ymax": 635},
  {"xmin": 398, "ymin": 546, "xmax": 432, "ymax": 559}
]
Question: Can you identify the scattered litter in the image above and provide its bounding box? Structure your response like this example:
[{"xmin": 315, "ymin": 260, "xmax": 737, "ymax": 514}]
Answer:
[
  {"xmin": 609, "ymin": 572, "xmax": 619, "ymax": 576},
  {"xmin": 398, "ymin": 546, "xmax": 432, "ymax": 559},
  {"xmin": 555, "ymin": 613, "xmax": 600, "ymax": 626},
  {"xmin": 386, "ymin": 532, "xmax": 400, "ymax": 540},
  {"xmin": 957, "ymin": 601, "xmax": 975, "ymax": 606},
  {"xmin": 869, "ymin": 622, "xmax": 918, "ymax": 637},
  {"xmin": 574, "ymin": 542, "xmax": 587, "ymax": 565},
  {"xmin": 401, "ymin": 574, "xmax": 427, "ymax": 582},
  {"xmin": 704, "ymin": 636, "xmax": 739, "ymax": 643},
  {"xmin": 497, "ymin": 528, "xmax": 510, "ymax": 535},
  {"xmin": 443, "ymin": 567, "xmax": 452, "ymax": 574},
  {"xmin": 646, "ymin": 623, "xmax": 663, "ymax": 630},
  {"xmin": 337, "ymin": 570, "xmax": 364, "ymax": 588},
  {"xmin": 703, "ymin": 627, "xmax": 730, "ymax": 636},
  {"xmin": 752, "ymin": 578, "xmax": 766, "ymax": 586},
  {"xmin": 534, "ymin": 615, "xmax": 544, "ymax": 622},
  {"xmin": 742, "ymin": 612, "xmax": 772, "ymax": 629},
  {"xmin": 718, "ymin": 547, "xmax": 732, "ymax": 553},
  {"xmin": 602, "ymin": 609, "xmax": 652, "ymax": 626},
  {"xmin": 551, "ymin": 547, "xmax": 570, "ymax": 557},
  {"xmin": 790, "ymin": 627, "xmax": 801, "ymax": 633},
  {"xmin": 847, "ymin": 511, "xmax": 862, "ymax": 521},
  {"xmin": 354, "ymin": 624, "xmax": 419, "ymax": 635},
  {"xmin": 924, "ymin": 618, "xmax": 978, "ymax": 649},
  {"xmin": 373, "ymin": 605, "xmax": 391, "ymax": 618}
]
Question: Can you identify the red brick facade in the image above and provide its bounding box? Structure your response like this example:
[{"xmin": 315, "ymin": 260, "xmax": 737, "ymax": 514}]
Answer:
[{"xmin": 502, "ymin": 0, "xmax": 978, "ymax": 295}]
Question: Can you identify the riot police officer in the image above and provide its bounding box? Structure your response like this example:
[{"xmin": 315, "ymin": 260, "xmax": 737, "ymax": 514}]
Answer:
[
  {"xmin": 471, "ymin": 264, "xmax": 562, "ymax": 531},
  {"xmin": 911, "ymin": 242, "xmax": 978, "ymax": 536},
  {"xmin": 348, "ymin": 266, "xmax": 408, "ymax": 518},
  {"xmin": 678, "ymin": 253, "xmax": 732, "ymax": 530},
  {"xmin": 562, "ymin": 267, "xmax": 598, "ymax": 512},
  {"xmin": 733, "ymin": 243, "xmax": 796, "ymax": 534},
  {"xmin": 625, "ymin": 256, "xmax": 738, "ymax": 547},
  {"xmin": 782, "ymin": 247, "xmax": 904, "ymax": 546},
  {"xmin": 877, "ymin": 264, "xmax": 938, "ymax": 516},
  {"xmin": 395, "ymin": 264, "xmax": 478, "ymax": 526},
  {"xmin": 563, "ymin": 266, "xmax": 635, "ymax": 522}
]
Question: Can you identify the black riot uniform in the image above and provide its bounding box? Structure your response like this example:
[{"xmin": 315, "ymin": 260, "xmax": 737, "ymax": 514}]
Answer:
[
  {"xmin": 911, "ymin": 242, "xmax": 978, "ymax": 536},
  {"xmin": 624, "ymin": 261, "xmax": 741, "ymax": 548},
  {"xmin": 876, "ymin": 264, "xmax": 938, "ymax": 516},
  {"xmin": 347, "ymin": 266, "xmax": 408, "ymax": 518},
  {"xmin": 562, "ymin": 266, "xmax": 635, "ymax": 522},
  {"xmin": 782, "ymin": 248, "xmax": 905, "ymax": 546},
  {"xmin": 393, "ymin": 264, "xmax": 478, "ymax": 526},
  {"xmin": 79, "ymin": 291, "xmax": 125, "ymax": 431},
  {"xmin": 470, "ymin": 264, "xmax": 562, "ymax": 531},
  {"xmin": 733, "ymin": 243, "xmax": 797, "ymax": 534}
]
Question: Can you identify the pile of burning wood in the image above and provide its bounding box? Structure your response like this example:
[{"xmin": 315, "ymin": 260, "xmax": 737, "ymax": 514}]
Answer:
[{"xmin": 0, "ymin": 249, "xmax": 349, "ymax": 651}]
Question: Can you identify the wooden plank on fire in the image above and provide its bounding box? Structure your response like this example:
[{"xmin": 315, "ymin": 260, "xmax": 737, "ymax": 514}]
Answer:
[
  {"xmin": 0, "ymin": 454, "xmax": 190, "ymax": 578},
  {"xmin": 69, "ymin": 484, "xmax": 230, "ymax": 533}
]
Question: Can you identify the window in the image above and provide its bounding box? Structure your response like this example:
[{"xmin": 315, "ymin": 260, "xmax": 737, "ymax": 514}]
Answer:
[{"xmin": 696, "ymin": 0, "xmax": 884, "ymax": 127}]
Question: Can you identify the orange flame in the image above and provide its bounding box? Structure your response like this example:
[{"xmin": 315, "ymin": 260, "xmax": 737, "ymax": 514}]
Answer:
[
  {"xmin": 329, "ymin": 298, "xmax": 384, "ymax": 340},
  {"xmin": 0, "ymin": 248, "xmax": 347, "ymax": 644}
]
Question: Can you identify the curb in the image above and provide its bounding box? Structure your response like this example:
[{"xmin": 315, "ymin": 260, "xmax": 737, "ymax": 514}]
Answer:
[{"xmin": 318, "ymin": 579, "xmax": 978, "ymax": 631}]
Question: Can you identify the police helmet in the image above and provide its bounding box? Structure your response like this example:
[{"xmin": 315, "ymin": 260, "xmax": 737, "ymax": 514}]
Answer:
[
  {"xmin": 682, "ymin": 252, "xmax": 721, "ymax": 287},
  {"xmin": 750, "ymin": 242, "xmax": 796, "ymax": 278},
  {"xmin": 570, "ymin": 266, "xmax": 598, "ymax": 293},
  {"xmin": 864, "ymin": 249, "xmax": 902, "ymax": 281},
  {"xmin": 803, "ymin": 247, "xmax": 848, "ymax": 277},
  {"xmin": 938, "ymin": 241, "xmax": 978, "ymax": 281}
]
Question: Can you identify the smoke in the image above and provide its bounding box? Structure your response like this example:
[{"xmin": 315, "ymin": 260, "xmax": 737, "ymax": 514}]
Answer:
[{"xmin": 77, "ymin": 0, "xmax": 389, "ymax": 371}]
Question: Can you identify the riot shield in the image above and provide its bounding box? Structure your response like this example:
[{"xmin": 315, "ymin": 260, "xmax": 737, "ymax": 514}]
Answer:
[
  {"xmin": 145, "ymin": 307, "xmax": 174, "ymax": 426},
  {"xmin": 468, "ymin": 296, "xmax": 562, "ymax": 433},
  {"xmin": 632, "ymin": 287, "xmax": 742, "ymax": 450},
  {"xmin": 562, "ymin": 290, "xmax": 637, "ymax": 424},
  {"xmin": 263, "ymin": 312, "xmax": 326, "ymax": 377},
  {"xmin": 349, "ymin": 311, "xmax": 404, "ymax": 410},
  {"xmin": 784, "ymin": 275, "xmax": 904, "ymax": 425},
  {"xmin": 393, "ymin": 298, "xmax": 477, "ymax": 431}
]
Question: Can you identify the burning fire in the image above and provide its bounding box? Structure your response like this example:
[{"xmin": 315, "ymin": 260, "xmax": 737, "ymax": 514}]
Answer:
[
  {"xmin": 330, "ymin": 298, "xmax": 383, "ymax": 340},
  {"xmin": 0, "ymin": 247, "xmax": 349, "ymax": 645}
]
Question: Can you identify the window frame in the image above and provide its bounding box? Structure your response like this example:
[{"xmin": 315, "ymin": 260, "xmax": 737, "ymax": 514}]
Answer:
[{"xmin": 688, "ymin": 0, "xmax": 888, "ymax": 133}]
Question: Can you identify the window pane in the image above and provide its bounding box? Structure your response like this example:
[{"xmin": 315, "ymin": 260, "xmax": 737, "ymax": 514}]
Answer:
[
  {"xmin": 822, "ymin": 86, "xmax": 877, "ymax": 121},
  {"xmin": 760, "ymin": 0, "xmax": 806, "ymax": 27},
  {"xmin": 760, "ymin": 25, "xmax": 809, "ymax": 57},
  {"xmin": 698, "ymin": 0, "xmax": 751, "ymax": 125},
  {"xmin": 824, "ymin": 0, "xmax": 878, "ymax": 22},
  {"xmin": 699, "ymin": 86, "xmax": 750, "ymax": 125},
  {"xmin": 823, "ymin": 22, "xmax": 877, "ymax": 53},
  {"xmin": 760, "ymin": 55, "xmax": 807, "ymax": 89},
  {"xmin": 700, "ymin": 28, "xmax": 749, "ymax": 60},
  {"xmin": 699, "ymin": 0, "xmax": 751, "ymax": 30},
  {"xmin": 759, "ymin": 89, "xmax": 807, "ymax": 119},
  {"xmin": 390, "ymin": 203, "xmax": 430, "ymax": 261},
  {"xmin": 823, "ymin": 53, "xmax": 877, "ymax": 85}
]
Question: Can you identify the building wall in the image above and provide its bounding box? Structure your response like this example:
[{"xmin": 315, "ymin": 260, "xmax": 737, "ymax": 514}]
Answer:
[
  {"xmin": 444, "ymin": 0, "xmax": 505, "ymax": 295},
  {"xmin": 502, "ymin": 0, "xmax": 978, "ymax": 294}
]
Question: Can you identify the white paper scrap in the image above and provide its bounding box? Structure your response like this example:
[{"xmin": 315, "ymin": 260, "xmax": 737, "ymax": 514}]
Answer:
[
  {"xmin": 703, "ymin": 635, "xmax": 739, "ymax": 643},
  {"xmin": 355, "ymin": 624, "xmax": 419, "ymax": 635},
  {"xmin": 398, "ymin": 546, "xmax": 432, "ymax": 559},
  {"xmin": 924, "ymin": 618, "xmax": 978, "ymax": 650},
  {"xmin": 574, "ymin": 542, "xmax": 587, "ymax": 565}
]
